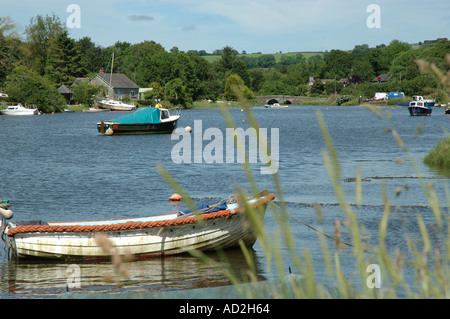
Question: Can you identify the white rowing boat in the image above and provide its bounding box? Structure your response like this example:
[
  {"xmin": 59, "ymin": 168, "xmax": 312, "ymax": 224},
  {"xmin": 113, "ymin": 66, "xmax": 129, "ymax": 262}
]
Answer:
[{"xmin": 2, "ymin": 192, "xmax": 275, "ymax": 260}]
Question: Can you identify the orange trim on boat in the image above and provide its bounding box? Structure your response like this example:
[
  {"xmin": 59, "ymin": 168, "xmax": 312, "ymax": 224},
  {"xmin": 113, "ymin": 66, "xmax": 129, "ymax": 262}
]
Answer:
[{"xmin": 7, "ymin": 194, "xmax": 275, "ymax": 237}]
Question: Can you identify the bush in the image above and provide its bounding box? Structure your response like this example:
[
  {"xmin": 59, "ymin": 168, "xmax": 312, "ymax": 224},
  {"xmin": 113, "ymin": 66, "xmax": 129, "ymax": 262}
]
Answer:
[
  {"xmin": 224, "ymin": 74, "xmax": 255, "ymax": 101},
  {"xmin": 336, "ymin": 94, "xmax": 354, "ymax": 106},
  {"xmin": 424, "ymin": 136, "xmax": 450, "ymax": 173},
  {"xmin": 4, "ymin": 65, "xmax": 66, "ymax": 113}
]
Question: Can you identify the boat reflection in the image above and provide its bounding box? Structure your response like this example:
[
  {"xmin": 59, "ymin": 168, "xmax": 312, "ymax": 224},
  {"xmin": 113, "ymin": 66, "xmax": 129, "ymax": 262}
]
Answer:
[{"xmin": 1, "ymin": 248, "xmax": 265, "ymax": 297}]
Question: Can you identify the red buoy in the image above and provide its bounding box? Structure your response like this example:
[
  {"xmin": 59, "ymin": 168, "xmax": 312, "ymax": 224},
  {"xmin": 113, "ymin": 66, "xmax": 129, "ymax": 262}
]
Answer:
[{"xmin": 169, "ymin": 193, "xmax": 182, "ymax": 201}]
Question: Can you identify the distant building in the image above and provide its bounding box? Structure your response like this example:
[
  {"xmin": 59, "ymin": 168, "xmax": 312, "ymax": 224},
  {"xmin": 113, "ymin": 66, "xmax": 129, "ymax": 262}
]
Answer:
[
  {"xmin": 58, "ymin": 84, "xmax": 73, "ymax": 103},
  {"xmin": 371, "ymin": 74, "xmax": 391, "ymax": 83},
  {"xmin": 71, "ymin": 77, "xmax": 89, "ymax": 87},
  {"xmin": 89, "ymin": 69, "xmax": 140, "ymax": 100}
]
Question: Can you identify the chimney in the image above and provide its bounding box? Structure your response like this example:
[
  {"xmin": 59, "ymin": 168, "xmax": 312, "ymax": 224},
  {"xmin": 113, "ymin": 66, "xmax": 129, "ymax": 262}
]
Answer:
[{"xmin": 99, "ymin": 68, "xmax": 104, "ymax": 74}]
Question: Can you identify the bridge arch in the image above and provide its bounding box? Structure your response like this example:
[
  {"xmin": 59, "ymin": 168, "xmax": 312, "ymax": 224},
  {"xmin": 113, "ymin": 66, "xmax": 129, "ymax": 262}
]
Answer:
[{"xmin": 266, "ymin": 98, "xmax": 279, "ymax": 105}]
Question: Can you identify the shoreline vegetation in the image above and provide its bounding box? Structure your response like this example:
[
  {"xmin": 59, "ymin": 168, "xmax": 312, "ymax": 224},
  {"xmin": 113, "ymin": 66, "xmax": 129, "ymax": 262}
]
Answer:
[{"xmin": 0, "ymin": 14, "xmax": 449, "ymax": 114}]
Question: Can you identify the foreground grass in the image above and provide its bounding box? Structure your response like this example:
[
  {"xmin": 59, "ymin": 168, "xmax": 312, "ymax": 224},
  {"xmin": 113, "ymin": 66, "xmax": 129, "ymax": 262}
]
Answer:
[{"xmin": 156, "ymin": 101, "xmax": 449, "ymax": 299}]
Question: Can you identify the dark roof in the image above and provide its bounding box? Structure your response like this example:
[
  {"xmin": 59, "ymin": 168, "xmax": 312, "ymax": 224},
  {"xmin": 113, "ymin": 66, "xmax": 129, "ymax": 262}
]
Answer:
[
  {"xmin": 71, "ymin": 78, "xmax": 89, "ymax": 87},
  {"xmin": 96, "ymin": 73, "xmax": 139, "ymax": 89},
  {"xmin": 371, "ymin": 74, "xmax": 390, "ymax": 83},
  {"xmin": 58, "ymin": 84, "xmax": 73, "ymax": 94}
]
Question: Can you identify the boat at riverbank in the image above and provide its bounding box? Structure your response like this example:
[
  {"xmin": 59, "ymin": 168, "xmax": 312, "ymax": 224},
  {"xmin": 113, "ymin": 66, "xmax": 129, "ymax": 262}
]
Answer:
[
  {"xmin": 97, "ymin": 107, "xmax": 181, "ymax": 135},
  {"xmin": 97, "ymin": 99, "xmax": 137, "ymax": 111},
  {"xmin": 0, "ymin": 104, "xmax": 39, "ymax": 116},
  {"xmin": 2, "ymin": 192, "xmax": 275, "ymax": 260}
]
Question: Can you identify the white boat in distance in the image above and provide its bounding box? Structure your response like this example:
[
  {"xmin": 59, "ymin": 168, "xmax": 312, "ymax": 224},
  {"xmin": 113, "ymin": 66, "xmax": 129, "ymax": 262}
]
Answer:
[
  {"xmin": 2, "ymin": 192, "xmax": 275, "ymax": 260},
  {"xmin": 0, "ymin": 104, "xmax": 39, "ymax": 116},
  {"xmin": 97, "ymin": 99, "xmax": 137, "ymax": 111},
  {"xmin": 265, "ymin": 103, "xmax": 288, "ymax": 108}
]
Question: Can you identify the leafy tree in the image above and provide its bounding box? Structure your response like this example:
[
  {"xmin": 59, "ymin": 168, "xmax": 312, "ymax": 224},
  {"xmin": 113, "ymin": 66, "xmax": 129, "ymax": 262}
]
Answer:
[
  {"xmin": 351, "ymin": 57, "xmax": 375, "ymax": 81},
  {"xmin": 76, "ymin": 37, "xmax": 103, "ymax": 74},
  {"xmin": 45, "ymin": 30, "xmax": 84, "ymax": 85},
  {"xmin": 367, "ymin": 47, "xmax": 390, "ymax": 75},
  {"xmin": 324, "ymin": 50, "xmax": 353, "ymax": 79},
  {"xmin": 0, "ymin": 17, "xmax": 22, "ymax": 86},
  {"xmin": 248, "ymin": 69, "xmax": 265, "ymax": 93},
  {"xmin": 214, "ymin": 46, "xmax": 250, "ymax": 85},
  {"xmin": 4, "ymin": 65, "xmax": 66, "ymax": 112},
  {"xmin": 24, "ymin": 13, "xmax": 66, "ymax": 75},
  {"xmin": 310, "ymin": 79, "xmax": 325, "ymax": 94},
  {"xmin": 71, "ymin": 81, "xmax": 103, "ymax": 107},
  {"xmin": 224, "ymin": 74, "xmax": 254, "ymax": 101},
  {"xmin": 352, "ymin": 44, "xmax": 370, "ymax": 55},
  {"xmin": 257, "ymin": 54, "xmax": 276, "ymax": 68},
  {"xmin": 166, "ymin": 78, "xmax": 187, "ymax": 106},
  {"xmin": 324, "ymin": 81, "xmax": 343, "ymax": 94}
]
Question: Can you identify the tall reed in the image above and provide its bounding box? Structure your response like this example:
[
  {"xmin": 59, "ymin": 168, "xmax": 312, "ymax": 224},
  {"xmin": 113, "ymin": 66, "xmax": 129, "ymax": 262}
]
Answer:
[{"xmin": 156, "ymin": 77, "xmax": 449, "ymax": 299}]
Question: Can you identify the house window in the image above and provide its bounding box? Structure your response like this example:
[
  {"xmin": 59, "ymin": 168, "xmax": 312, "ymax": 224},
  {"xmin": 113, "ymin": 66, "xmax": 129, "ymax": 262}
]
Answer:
[{"xmin": 131, "ymin": 90, "xmax": 136, "ymax": 97}]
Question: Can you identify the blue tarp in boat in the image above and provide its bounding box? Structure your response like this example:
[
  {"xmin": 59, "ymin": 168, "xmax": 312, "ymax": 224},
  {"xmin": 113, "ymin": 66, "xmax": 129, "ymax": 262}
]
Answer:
[
  {"xmin": 112, "ymin": 107, "xmax": 162, "ymax": 124},
  {"xmin": 178, "ymin": 199, "xmax": 228, "ymax": 216}
]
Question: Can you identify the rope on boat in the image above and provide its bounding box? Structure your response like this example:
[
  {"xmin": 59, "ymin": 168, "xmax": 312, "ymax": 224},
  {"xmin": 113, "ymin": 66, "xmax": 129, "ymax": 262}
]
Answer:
[{"xmin": 6, "ymin": 194, "xmax": 276, "ymax": 237}]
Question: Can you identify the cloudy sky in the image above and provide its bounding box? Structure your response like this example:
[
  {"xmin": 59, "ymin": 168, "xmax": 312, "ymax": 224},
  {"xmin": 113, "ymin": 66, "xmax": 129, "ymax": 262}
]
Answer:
[{"xmin": 3, "ymin": 0, "xmax": 449, "ymax": 53}]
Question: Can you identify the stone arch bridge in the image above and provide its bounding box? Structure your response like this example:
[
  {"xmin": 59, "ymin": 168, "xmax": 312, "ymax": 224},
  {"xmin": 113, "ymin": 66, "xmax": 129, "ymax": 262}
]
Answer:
[{"xmin": 255, "ymin": 95, "xmax": 324, "ymax": 105}]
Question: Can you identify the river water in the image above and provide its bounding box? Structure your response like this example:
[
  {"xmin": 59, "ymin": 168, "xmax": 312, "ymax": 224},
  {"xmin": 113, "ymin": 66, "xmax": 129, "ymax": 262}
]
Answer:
[{"xmin": 0, "ymin": 105, "xmax": 448, "ymax": 298}]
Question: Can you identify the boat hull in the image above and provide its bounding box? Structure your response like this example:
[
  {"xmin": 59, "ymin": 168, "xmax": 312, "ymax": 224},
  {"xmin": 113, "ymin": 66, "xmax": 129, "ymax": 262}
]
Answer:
[
  {"xmin": 0, "ymin": 109, "xmax": 38, "ymax": 116},
  {"xmin": 9, "ymin": 213, "xmax": 259, "ymax": 259},
  {"xmin": 6, "ymin": 194, "xmax": 274, "ymax": 260},
  {"xmin": 97, "ymin": 100, "xmax": 136, "ymax": 111},
  {"xmin": 409, "ymin": 106, "xmax": 432, "ymax": 116},
  {"xmin": 97, "ymin": 118, "xmax": 179, "ymax": 135}
]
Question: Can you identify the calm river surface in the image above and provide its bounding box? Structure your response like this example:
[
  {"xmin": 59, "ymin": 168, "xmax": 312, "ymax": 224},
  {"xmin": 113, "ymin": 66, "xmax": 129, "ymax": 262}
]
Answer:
[{"xmin": 0, "ymin": 105, "xmax": 449, "ymax": 298}]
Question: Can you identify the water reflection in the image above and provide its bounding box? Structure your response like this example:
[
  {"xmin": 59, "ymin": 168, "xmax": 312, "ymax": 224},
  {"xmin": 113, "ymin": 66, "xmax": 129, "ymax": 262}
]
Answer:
[{"xmin": 1, "ymin": 249, "xmax": 264, "ymax": 298}]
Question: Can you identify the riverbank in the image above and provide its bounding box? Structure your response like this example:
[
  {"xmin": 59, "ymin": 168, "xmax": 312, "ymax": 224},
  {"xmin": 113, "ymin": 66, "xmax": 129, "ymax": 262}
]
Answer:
[{"xmin": 14, "ymin": 98, "xmax": 447, "ymax": 113}]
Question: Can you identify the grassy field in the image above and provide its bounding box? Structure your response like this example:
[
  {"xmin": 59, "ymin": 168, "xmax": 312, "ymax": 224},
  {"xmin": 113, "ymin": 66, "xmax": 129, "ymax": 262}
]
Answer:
[{"xmin": 202, "ymin": 51, "xmax": 324, "ymax": 64}]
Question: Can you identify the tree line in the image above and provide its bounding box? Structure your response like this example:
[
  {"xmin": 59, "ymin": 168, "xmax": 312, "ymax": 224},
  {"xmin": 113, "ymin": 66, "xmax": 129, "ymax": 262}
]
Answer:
[{"xmin": 0, "ymin": 14, "xmax": 448, "ymax": 113}]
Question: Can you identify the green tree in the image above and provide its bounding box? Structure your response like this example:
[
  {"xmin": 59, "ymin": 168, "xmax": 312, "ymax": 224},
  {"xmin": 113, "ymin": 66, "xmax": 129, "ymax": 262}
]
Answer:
[
  {"xmin": 44, "ymin": 30, "xmax": 84, "ymax": 85},
  {"xmin": 4, "ymin": 65, "xmax": 66, "ymax": 112},
  {"xmin": 351, "ymin": 57, "xmax": 375, "ymax": 82},
  {"xmin": 214, "ymin": 46, "xmax": 250, "ymax": 85},
  {"xmin": 0, "ymin": 17, "xmax": 22, "ymax": 86},
  {"xmin": 24, "ymin": 13, "xmax": 66, "ymax": 75},
  {"xmin": 324, "ymin": 50, "xmax": 353, "ymax": 79},
  {"xmin": 257, "ymin": 54, "xmax": 276, "ymax": 68},
  {"xmin": 166, "ymin": 78, "xmax": 187, "ymax": 106},
  {"xmin": 71, "ymin": 81, "xmax": 102, "ymax": 107},
  {"xmin": 310, "ymin": 79, "xmax": 325, "ymax": 94},
  {"xmin": 248, "ymin": 69, "xmax": 265, "ymax": 93},
  {"xmin": 76, "ymin": 37, "xmax": 103, "ymax": 74},
  {"xmin": 224, "ymin": 74, "xmax": 254, "ymax": 101}
]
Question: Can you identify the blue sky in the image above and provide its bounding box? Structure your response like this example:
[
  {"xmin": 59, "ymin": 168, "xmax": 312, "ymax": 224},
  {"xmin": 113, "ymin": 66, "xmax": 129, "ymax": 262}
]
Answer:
[{"xmin": 3, "ymin": 0, "xmax": 449, "ymax": 53}]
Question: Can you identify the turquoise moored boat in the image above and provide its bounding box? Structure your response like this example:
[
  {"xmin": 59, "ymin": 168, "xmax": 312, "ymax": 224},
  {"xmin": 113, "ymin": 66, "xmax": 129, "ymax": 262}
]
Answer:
[{"xmin": 97, "ymin": 107, "xmax": 181, "ymax": 135}]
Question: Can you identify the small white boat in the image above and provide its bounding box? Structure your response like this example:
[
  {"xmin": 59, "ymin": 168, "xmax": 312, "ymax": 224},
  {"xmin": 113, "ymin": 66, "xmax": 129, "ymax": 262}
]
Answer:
[
  {"xmin": 265, "ymin": 103, "xmax": 288, "ymax": 108},
  {"xmin": 0, "ymin": 104, "xmax": 39, "ymax": 116},
  {"xmin": 83, "ymin": 107, "xmax": 110, "ymax": 113},
  {"xmin": 97, "ymin": 99, "xmax": 137, "ymax": 111},
  {"xmin": 2, "ymin": 192, "xmax": 275, "ymax": 260}
]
